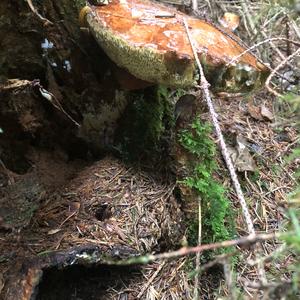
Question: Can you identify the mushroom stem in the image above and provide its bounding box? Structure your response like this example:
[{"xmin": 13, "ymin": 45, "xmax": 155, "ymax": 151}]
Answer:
[{"xmin": 79, "ymin": 6, "xmax": 92, "ymax": 28}]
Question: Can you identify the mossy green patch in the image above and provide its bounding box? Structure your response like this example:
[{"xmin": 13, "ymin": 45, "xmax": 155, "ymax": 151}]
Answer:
[
  {"xmin": 115, "ymin": 86, "xmax": 174, "ymax": 162},
  {"xmin": 179, "ymin": 118, "xmax": 235, "ymax": 252}
]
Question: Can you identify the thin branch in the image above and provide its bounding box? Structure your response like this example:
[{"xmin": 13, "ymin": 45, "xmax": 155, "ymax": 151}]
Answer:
[
  {"xmin": 226, "ymin": 37, "xmax": 300, "ymax": 67},
  {"xmin": 137, "ymin": 262, "xmax": 166, "ymax": 299},
  {"xmin": 265, "ymin": 48, "xmax": 300, "ymax": 97},
  {"xmin": 183, "ymin": 17, "xmax": 255, "ymax": 236},
  {"xmin": 260, "ymin": 31, "xmax": 294, "ymax": 69},
  {"xmin": 199, "ymin": 251, "xmax": 237, "ymax": 273},
  {"xmin": 223, "ymin": 259, "xmax": 235, "ymax": 299},
  {"xmin": 131, "ymin": 232, "xmax": 279, "ymax": 265},
  {"xmin": 191, "ymin": 0, "xmax": 198, "ymax": 11},
  {"xmin": 241, "ymin": 278, "xmax": 292, "ymax": 290},
  {"xmin": 37, "ymin": 85, "xmax": 81, "ymax": 127},
  {"xmin": 247, "ymin": 244, "xmax": 287, "ymax": 266},
  {"xmin": 193, "ymin": 197, "xmax": 202, "ymax": 300},
  {"xmin": 182, "ymin": 17, "xmax": 275, "ymax": 290},
  {"xmin": 290, "ymin": 19, "xmax": 300, "ymax": 40},
  {"xmin": 25, "ymin": 0, "xmax": 53, "ymax": 25},
  {"xmin": 240, "ymin": 0, "xmax": 257, "ymax": 35},
  {"xmin": 1, "ymin": 79, "xmax": 80, "ymax": 127}
]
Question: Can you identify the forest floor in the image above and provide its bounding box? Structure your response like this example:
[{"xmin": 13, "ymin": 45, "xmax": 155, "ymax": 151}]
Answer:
[
  {"xmin": 0, "ymin": 0, "xmax": 299, "ymax": 299},
  {"xmin": 0, "ymin": 88, "xmax": 298, "ymax": 299}
]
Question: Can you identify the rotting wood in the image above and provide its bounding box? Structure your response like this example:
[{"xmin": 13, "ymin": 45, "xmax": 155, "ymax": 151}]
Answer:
[{"xmin": 4, "ymin": 245, "xmax": 139, "ymax": 300}]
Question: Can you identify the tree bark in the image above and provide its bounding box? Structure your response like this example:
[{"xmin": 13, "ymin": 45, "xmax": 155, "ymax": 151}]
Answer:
[{"xmin": 0, "ymin": 0, "xmax": 131, "ymax": 155}]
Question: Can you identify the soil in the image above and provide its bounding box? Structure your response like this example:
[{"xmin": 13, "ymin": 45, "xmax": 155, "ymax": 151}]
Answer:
[
  {"xmin": 0, "ymin": 118, "xmax": 185, "ymax": 300},
  {"xmin": 0, "ymin": 1, "xmax": 165, "ymax": 298},
  {"xmin": 0, "ymin": 1, "xmax": 298, "ymax": 300},
  {"xmin": 36, "ymin": 264, "xmax": 141, "ymax": 300}
]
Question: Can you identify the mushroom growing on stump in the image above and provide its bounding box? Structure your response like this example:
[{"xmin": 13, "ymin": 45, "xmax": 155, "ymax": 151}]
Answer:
[{"xmin": 79, "ymin": 0, "xmax": 269, "ymax": 93}]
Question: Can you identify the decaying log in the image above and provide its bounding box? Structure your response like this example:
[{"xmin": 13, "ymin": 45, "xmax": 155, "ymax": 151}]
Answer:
[{"xmin": 5, "ymin": 244, "xmax": 139, "ymax": 300}]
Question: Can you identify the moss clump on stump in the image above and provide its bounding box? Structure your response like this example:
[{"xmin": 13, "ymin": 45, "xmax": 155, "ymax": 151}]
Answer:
[
  {"xmin": 114, "ymin": 86, "xmax": 174, "ymax": 162},
  {"xmin": 179, "ymin": 118, "xmax": 235, "ymax": 249}
]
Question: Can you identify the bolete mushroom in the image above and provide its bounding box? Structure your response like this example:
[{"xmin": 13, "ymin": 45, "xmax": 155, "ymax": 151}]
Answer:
[{"xmin": 80, "ymin": 0, "xmax": 269, "ymax": 93}]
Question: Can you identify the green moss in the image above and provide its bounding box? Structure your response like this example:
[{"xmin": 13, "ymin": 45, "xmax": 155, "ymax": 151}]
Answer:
[
  {"xmin": 248, "ymin": 170, "xmax": 260, "ymax": 183},
  {"xmin": 179, "ymin": 118, "xmax": 235, "ymax": 250},
  {"xmin": 115, "ymin": 86, "xmax": 174, "ymax": 162}
]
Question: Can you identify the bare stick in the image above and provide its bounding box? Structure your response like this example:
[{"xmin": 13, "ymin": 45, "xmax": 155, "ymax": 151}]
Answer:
[
  {"xmin": 182, "ymin": 17, "xmax": 275, "ymax": 288},
  {"xmin": 223, "ymin": 259, "xmax": 235, "ymax": 298},
  {"xmin": 137, "ymin": 262, "xmax": 166, "ymax": 298},
  {"xmin": 183, "ymin": 18, "xmax": 255, "ymax": 236},
  {"xmin": 193, "ymin": 197, "xmax": 202, "ymax": 300},
  {"xmin": 191, "ymin": 0, "xmax": 198, "ymax": 11},
  {"xmin": 226, "ymin": 37, "xmax": 300, "ymax": 67},
  {"xmin": 141, "ymin": 232, "xmax": 279, "ymax": 263},
  {"xmin": 1, "ymin": 79, "xmax": 80, "ymax": 127},
  {"xmin": 261, "ymin": 31, "xmax": 294, "ymax": 69},
  {"xmin": 247, "ymin": 244, "xmax": 287, "ymax": 266},
  {"xmin": 240, "ymin": 0, "xmax": 257, "ymax": 35},
  {"xmin": 290, "ymin": 19, "xmax": 300, "ymax": 40},
  {"xmin": 265, "ymin": 48, "xmax": 300, "ymax": 97},
  {"xmin": 199, "ymin": 251, "xmax": 237, "ymax": 273},
  {"xmin": 25, "ymin": 0, "xmax": 53, "ymax": 25}
]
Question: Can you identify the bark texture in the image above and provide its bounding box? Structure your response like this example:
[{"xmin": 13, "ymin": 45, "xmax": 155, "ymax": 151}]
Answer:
[{"xmin": 0, "ymin": 0, "xmax": 131, "ymax": 154}]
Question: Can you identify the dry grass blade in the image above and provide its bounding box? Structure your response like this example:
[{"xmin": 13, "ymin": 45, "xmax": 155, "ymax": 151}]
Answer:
[
  {"xmin": 25, "ymin": 0, "xmax": 53, "ymax": 25},
  {"xmin": 145, "ymin": 232, "xmax": 279, "ymax": 262},
  {"xmin": 193, "ymin": 198, "xmax": 202, "ymax": 300},
  {"xmin": 226, "ymin": 37, "xmax": 300, "ymax": 67},
  {"xmin": 265, "ymin": 47, "xmax": 300, "ymax": 97},
  {"xmin": 137, "ymin": 262, "xmax": 166, "ymax": 298}
]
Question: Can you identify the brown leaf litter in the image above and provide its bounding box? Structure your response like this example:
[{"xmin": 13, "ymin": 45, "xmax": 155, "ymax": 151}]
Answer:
[
  {"xmin": 0, "ymin": 156, "xmax": 187, "ymax": 299},
  {"xmin": 211, "ymin": 92, "xmax": 298, "ymax": 298}
]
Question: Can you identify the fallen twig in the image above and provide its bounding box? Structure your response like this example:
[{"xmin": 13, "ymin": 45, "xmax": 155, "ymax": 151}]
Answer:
[
  {"xmin": 198, "ymin": 251, "xmax": 237, "ymax": 273},
  {"xmin": 0, "ymin": 79, "xmax": 80, "ymax": 127},
  {"xmin": 183, "ymin": 16, "xmax": 276, "ymax": 291},
  {"xmin": 260, "ymin": 31, "xmax": 294, "ymax": 70},
  {"xmin": 265, "ymin": 48, "xmax": 300, "ymax": 97},
  {"xmin": 193, "ymin": 197, "xmax": 202, "ymax": 300},
  {"xmin": 191, "ymin": 0, "xmax": 198, "ymax": 11},
  {"xmin": 240, "ymin": 0, "xmax": 257, "ymax": 35},
  {"xmin": 30, "ymin": 80, "xmax": 80, "ymax": 127},
  {"xmin": 226, "ymin": 37, "xmax": 300, "ymax": 67},
  {"xmin": 25, "ymin": 0, "xmax": 53, "ymax": 25},
  {"xmin": 137, "ymin": 262, "xmax": 166, "ymax": 299},
  {"xmin": 111, "ymin": 232, "xmax": 280, "ymax": 266},
  {"xmin": 247, "ymin": 244, "xmax": 287, "ymax": 266},
  {"xmin": 183, "ymin": 17, "xmax": 255, "ymax": 235}
]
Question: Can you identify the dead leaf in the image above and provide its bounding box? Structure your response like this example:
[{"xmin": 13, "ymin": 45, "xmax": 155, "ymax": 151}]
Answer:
[
  {"xmin": 219, "ymin": 12, "xmax": 240, "ymax": 31},
  {"xmin": 247, "ymin": 103, "xmax": 262, "ymax": 120},
  {"xmin": 260, "ymin": 105, "xmax": 274, "ymax": 121},
  {"xmin": 69, "ymin": 202, "xmax": 81, "ymax": 214},
  {"xmin": 231, "ymin": 135, "xmax": 256, "ymax": 172},
  {"xmin": 236, "ymin": 135, "xmax": 256, "ymax": 172},
  {"xmin": 47, "ymin": 228, "xmax": 62, "ymax": 235},
  {"xmin": 109, "ymin": 220, "xmax": 127, "ymax": 241},
  {"xmin": 228, "ymin": 146, "xmax": 238, "ymax": 163}
]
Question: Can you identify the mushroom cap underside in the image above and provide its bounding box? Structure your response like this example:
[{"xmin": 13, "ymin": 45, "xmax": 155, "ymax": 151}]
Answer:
[{"xmin": 83, "ymin": 0, "xmax": 269, "ymax": 92}]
